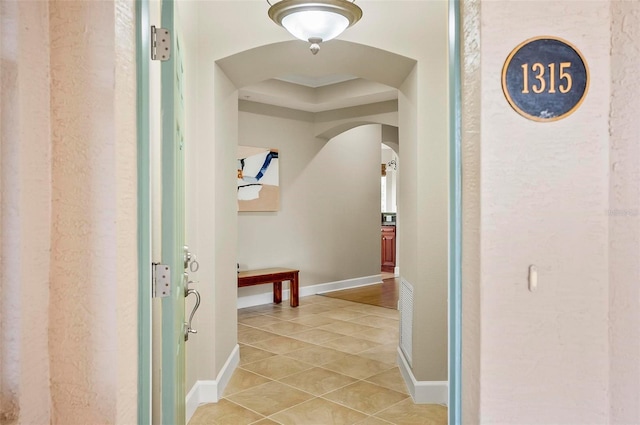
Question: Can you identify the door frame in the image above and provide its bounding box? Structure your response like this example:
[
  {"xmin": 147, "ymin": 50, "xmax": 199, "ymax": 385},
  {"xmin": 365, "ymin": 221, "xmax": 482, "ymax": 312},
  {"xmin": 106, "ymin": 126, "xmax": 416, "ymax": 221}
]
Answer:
[
  {"xmin": 448, "ymin": 0, "xmax": 462, "ymax": 423},
  {"xmin": 136, "ymin": 0, "xmax": 152, "ymax": 423},
  {"xmin": 160, "ymin": 0, "xmax": 187, "ymax": 420},
  {"xmin": 137, "ymin": 1, "xmax": 187, "ymax": 422},
  {"xmin": 136, "ymin": 1, "xmax": 465, "ymax": 423}
]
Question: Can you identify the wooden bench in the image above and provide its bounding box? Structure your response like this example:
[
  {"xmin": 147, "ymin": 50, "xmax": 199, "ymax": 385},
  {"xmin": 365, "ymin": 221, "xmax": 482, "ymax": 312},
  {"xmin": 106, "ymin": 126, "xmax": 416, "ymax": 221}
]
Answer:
[{"xmin": 237, "ymin": 267, "xmax": 299, "ymax": 307}]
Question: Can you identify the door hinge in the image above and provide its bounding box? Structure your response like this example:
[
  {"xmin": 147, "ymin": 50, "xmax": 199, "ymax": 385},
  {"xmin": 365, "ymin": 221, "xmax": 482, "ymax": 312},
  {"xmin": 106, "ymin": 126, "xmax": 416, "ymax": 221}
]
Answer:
[
  {"xmin": 151, "ymin": 26, "xmax": 171, "ymax": 61},
  {"xmin": 152, "ymin": 263, "xmax": 171, "ymax": 298}
]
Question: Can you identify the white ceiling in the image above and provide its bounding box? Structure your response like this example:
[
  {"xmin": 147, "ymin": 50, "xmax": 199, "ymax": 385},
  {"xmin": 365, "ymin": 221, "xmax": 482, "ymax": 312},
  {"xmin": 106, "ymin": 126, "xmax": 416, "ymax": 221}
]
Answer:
[
  {"xmin": 275, "ymin": 74, "xmax": 358, "ymax": 88},
  {"xmin": 181, "ymin": 0, "xmax": 436, "ymax": 115},
  {"xmin": 239, "ymin": 76, "xmax": 398, "ymax": 113},
  {"xmin": 215, "ymin": 40, "xmax": 414, "ymax": 114}
]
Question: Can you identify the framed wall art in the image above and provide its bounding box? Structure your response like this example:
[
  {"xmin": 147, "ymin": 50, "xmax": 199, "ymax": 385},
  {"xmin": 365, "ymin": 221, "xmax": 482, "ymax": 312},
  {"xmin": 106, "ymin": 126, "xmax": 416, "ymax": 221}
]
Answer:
[{"xmin": 237, "ymin": 146, "xmax": 279, "ymax": 212}]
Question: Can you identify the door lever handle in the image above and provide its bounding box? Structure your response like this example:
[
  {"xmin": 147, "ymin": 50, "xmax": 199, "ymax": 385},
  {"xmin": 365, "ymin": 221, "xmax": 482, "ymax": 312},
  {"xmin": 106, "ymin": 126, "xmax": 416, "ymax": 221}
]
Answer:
[{"xmin": 184, "ymin": 288, "xmax": 201, "ymax": 341}]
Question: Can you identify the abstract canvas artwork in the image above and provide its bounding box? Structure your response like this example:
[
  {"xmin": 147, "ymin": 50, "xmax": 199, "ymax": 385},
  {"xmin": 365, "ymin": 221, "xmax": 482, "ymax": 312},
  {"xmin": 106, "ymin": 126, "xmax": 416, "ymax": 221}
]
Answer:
[{"xmin": 237, "ymin": 146, "xmax": 280, "ymax": 212}]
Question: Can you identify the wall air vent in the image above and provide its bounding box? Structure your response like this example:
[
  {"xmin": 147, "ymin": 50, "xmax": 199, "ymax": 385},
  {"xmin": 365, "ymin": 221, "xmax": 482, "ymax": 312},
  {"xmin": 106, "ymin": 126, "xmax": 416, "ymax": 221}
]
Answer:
[{"xmin": 399, "ymin": 278, "xmax": 414, "ymax": 366}]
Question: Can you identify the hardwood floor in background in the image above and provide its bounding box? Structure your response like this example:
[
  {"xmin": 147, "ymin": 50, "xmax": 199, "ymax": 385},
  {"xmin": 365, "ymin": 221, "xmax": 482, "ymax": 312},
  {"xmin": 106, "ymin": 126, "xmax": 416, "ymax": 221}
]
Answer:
[{"xmin": 321, "ymin": 276, "xmax": 400, "ymax": 309}]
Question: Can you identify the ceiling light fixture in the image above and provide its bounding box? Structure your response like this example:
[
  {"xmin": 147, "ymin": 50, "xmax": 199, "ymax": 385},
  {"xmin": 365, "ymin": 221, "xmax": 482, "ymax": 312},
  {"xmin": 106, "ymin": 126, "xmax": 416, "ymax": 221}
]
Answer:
[{"xmin": 267, "ymin": 0, "xmax": 363, "ymax": 55}]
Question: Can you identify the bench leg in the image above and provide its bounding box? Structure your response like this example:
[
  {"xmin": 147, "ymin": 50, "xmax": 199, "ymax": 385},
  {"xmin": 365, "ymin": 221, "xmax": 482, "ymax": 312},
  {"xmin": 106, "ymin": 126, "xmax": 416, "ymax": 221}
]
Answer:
[
  {"xmin": 290, "ymin": 273, "xmax": 299, "ymax": 307},
  {"xmin": 273, "ymin": 281, "xmax": 282, "ymax": 304}
]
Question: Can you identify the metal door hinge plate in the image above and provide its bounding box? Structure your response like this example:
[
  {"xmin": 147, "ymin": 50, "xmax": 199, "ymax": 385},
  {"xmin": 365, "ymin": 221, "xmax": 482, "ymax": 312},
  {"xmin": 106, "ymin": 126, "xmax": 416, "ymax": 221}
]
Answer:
[
  {"xmin": 151, "ymin": 26, "xmax": 171, "ymax": 61},
  {"xmin": 152, "ymin": 263, "xmax": 171, "ymax": 298}
]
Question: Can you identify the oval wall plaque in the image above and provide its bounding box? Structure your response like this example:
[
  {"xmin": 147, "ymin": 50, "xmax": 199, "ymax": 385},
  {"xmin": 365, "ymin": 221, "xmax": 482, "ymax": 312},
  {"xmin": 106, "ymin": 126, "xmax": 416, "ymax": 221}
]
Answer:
[{"xmin": 502, "ymin": 36, "xmax": 589, "ymax": 122}]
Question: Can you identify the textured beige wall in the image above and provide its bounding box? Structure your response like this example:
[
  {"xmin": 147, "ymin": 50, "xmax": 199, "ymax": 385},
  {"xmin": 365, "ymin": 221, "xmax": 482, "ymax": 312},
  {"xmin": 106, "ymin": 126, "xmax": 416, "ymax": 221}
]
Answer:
[
  {"xmin": 609, "ymin": 1, "xmax": 640, "ymax": 423},
  {"xmin": 461, "ymin": 0, "xmax": 481, "ymax": 421},
  {"xmin": 113, "ymin": 2, "xmax": 138, "ymax": 421},
  {"xmin": 1, "ymin": 1, "xmax": 137, "ymax": 424},
  {"xmin": 212, "ymin": 66, "xmax": 240, "ymax": 377},
  {"xmin": 0, "ymin": 1, "xmax": 52, "ymax": 423},
  {"xmin": 48, "ymin": 0, "xmax": 137, "ymax": 423},
  {"xmin": 412, "ymin": 1, "xmax": 450, "ymax": 381},
  {"xmin": 181, "ymin": 0, "xmax": 202, "ymax": 396},
  {"xmin": 184, "ymin": 59, "xmax": 241, "ymax": 388},
  {"xmin": 237, "ymin": 113, "xmax": 381, "ymax": 288},
  {"xmin": 479, "ymin": 1, "xmax": 610, "ymax": 422}
]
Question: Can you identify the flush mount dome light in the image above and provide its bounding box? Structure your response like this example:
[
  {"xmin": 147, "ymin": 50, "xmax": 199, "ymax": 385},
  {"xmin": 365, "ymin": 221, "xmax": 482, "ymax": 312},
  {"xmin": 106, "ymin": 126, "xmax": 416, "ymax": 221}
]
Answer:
[{"xmin": 267, "ymin": 0, "xmax": 363, "ymax": 55}]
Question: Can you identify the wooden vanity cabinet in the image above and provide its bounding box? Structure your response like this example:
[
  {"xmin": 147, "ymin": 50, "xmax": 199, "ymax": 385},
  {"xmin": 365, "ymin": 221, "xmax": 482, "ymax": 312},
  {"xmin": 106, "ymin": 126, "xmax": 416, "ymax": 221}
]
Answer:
[{"xmin": 381, "ymin": 225, "xmax": 396, "ymax": 273}]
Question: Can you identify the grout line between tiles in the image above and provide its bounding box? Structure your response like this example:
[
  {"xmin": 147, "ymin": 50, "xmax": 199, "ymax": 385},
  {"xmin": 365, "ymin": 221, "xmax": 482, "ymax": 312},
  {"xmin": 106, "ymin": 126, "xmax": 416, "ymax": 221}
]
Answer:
[
  {"xmin": 221, "ymin": 398, "xmax": 270, "ymax": 424},
  {"xmin": 369, "ymin": 395, "xmax": 414, "ymax": 419}
]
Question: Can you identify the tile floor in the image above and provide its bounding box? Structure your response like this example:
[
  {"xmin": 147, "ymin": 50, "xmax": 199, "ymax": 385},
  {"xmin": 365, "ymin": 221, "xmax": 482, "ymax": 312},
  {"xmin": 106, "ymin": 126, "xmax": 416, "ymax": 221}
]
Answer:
[{"xmin": 189, "ymin": 295, "xmax": 447, "ymax": 425}]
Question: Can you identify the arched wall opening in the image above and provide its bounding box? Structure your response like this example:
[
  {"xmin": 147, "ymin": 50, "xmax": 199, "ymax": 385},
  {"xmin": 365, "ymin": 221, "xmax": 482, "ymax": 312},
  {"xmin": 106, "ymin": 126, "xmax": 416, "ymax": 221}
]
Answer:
[
  {"xmin": 180, "ymin": 0, "xmax": 450, "ymax": 409},
  {"xmin": 235, "ymin": 121, "xmax": 388, "ymax": 306},
  {"xmin": 194, "ymin": 37, "xmax": 418, "ymax": 376}
]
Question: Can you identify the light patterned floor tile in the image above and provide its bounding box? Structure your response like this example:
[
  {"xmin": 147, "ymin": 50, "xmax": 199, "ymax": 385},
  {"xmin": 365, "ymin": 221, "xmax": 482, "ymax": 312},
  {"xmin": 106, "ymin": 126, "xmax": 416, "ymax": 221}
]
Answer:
[
  {"xmin": 355, "ymin": 416, "xmax": 393, "ymax": 425},
  {"xmin": 296, "ymin": 303, "xmax": 333, "ymax": 314},
  {"xmin": 260, "ymin": 321, "xmax": 313, "ymax": 336},
  {"xmin": 315, "ymin": 297, "xmax": 360, "ymax": 307},
  {"xmin": 289, "ymin": 314, "xmax": 338, "ymax": 328},
  {"xmin": 356, "ymin": 327, "xmax": 399, "ymax": 345},
  {"xmin": 298, "ymin": 295, "xmax": 328, "ymax": 304},
  {"xmin": 249, "ymin": 335, "xmax": 315, "ymax": 354},
  {"xmin": 223, "ymin": 368, "xmax": 271, "ymax": 396},
  {"xmin": 282, "ymin": 345, "xmax": 350, "ymax": 366},
  {"xmin": 323, "ymin": 380, "xmax": 409, "ymax": 415},
  {"xmin": 375, "ymin": 398, "xmax": 448, "ymax": 425},
  {"xmin": 188, "ymin": 399, "xmax": 264, "ymax": 425},
  {"xmin": 289, "ymin": 327, "xmax": 343, "ymax": 343},
  {"xmin": 318, "ymin": 320, "xmax": 379, "ymax": 337},
  {"xmin": 247, "ymin": 304, "xmax": 284, "ymax": 314},
  {"xmin": 241, "ymin": 354, "xmax": 312, "ymax": 380},
  {"xmin": 263, "ymin": 308, "xmax": 305, "ymax": 320},
  {"xmin": 238, "ymin": 325, "xmax": 279, "ymax": 344},
  {"xmin": 239, "ymin": 344, "xmax": 277, "ymax": 365},
  {"xmin": 270, "ymin": 397, "xmax": 368, "ymax": 425},
  {"xmin": 366, "ymin": 307, "xmax": 400, "ymax": 319},
  {"xmin": 239, "ymin": 315, "xmax": 284, "ymax": 328},
  {"xmin": 323, "ymin": 335, "xmax": 382, "ymax": 354},
  {"xmin": 320, "ymin": 308, "xmax": 369, "ymax": 321},
  {"xmin": 358, "ymin": 343, "xmax": 399, "ymax": 366},
  {"xmin": 227, "ymin": 381, "xmax": 313, "ymax": 417},
  {"xmin": 279, "ymin": 367, "xmax": 357, "ymax": 396},
  {"xmin": 364, "ymin": 367, "xmax": 410, "ymax": 395},
  {"xmin": 321, "ymin": 353, "xmax": 395, "ymax": 380},
  {"xmin": 250, "ymin": 419, "xmax": 279, "ymax": 425},
  {"xmin": 237, "ymin": 309, "xmax": 262, "ymax": 320},
  {"xmin": 349, "ymin": 314, "xmax": 399, "ymax": 330},
  {"xmin": 191, "ymin": 297, "xmax": 448, "ymax": 425}
]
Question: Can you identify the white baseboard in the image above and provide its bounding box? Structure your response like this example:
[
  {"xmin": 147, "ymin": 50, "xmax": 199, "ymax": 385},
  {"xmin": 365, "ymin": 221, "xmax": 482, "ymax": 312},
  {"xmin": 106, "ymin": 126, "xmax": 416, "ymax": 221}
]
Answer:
[
  {"xmin": 397, "ymin": 346, "xmax": 448, "ymax": 405},
  {"xmin": 313, "ymin": 275, "xmax": 382, "ymax": 295},
  {"xmin": 185, "ymin": 381, "xmax": 201, "ymax": 424},
  {"xmin": 237, "ymin": 274, "xmax": 382, "ymax": 309},
  {"xmin": 185, "ymin": 344, "xmax": 240, "ymax": 423}
]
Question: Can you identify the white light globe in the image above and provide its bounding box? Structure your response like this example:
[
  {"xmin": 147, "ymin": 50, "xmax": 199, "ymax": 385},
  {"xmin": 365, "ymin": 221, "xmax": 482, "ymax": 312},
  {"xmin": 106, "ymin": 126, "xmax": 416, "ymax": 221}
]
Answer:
[{"xmin": 281, "ymin": 10, "xmax": 349, "ymax": 42}]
